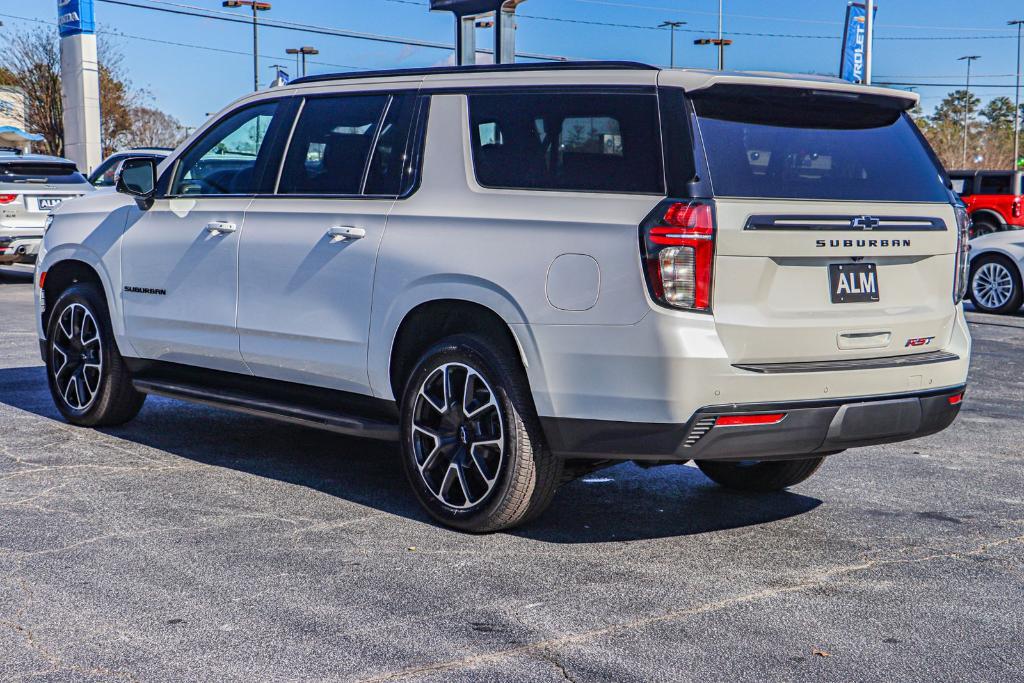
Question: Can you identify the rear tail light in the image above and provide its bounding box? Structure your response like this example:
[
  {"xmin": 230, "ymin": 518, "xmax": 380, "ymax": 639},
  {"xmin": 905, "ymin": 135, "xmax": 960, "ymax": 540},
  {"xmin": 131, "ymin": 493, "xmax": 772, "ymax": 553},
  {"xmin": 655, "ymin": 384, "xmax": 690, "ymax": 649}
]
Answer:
[
  {"xmin": 953, "ymin": 204, "xmax": 970, "ymax": 304},
  {"xmin": 0, "ymin": 194, "xmax": 17, "ymax": 204},
  {"xmin": 1014, "ymin": 198, "xmax": 1022, "ymax": 219},
  {"xmin": 641, "ymin": 200, "xmax": 715, "ymax": 311}
]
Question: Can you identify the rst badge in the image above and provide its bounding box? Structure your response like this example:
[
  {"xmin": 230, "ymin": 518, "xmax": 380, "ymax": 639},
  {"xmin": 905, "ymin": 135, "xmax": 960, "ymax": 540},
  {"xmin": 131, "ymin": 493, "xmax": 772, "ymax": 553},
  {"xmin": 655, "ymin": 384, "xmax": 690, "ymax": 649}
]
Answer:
[
  {"xmin": 829, "ymin": 263, "xmax": 879, "ymax": 303},
  {"xmin": 905, "ymin": 337, "xmax": 935, "ymax": 348}
]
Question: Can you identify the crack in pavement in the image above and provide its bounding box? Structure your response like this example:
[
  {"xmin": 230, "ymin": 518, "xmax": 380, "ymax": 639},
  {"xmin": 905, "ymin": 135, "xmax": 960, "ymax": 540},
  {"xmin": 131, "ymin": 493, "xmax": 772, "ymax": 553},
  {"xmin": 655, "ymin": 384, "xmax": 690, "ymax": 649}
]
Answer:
[{"xmin": 356, "ymin": 533, "xmax": 1024, "ymax": 682}]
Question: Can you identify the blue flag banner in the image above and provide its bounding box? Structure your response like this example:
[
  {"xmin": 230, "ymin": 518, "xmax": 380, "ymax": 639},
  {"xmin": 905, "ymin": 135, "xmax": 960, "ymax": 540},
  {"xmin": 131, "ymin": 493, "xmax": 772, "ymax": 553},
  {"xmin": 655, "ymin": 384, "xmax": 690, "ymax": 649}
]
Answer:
[
  {"xmin": 57, "ymin": 0, "xmax": 96, "ymax": 37},
  {"xmin": 839, "ymin": 2, "xmax": 876, "ymax": 84}
]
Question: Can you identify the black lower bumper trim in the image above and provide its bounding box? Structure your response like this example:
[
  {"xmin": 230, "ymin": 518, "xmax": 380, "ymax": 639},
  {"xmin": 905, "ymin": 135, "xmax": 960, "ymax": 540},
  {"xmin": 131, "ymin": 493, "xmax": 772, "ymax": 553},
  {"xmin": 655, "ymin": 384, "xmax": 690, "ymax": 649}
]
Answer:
[{"xmin": 540, "ymin": 385, "xmax": 966, "ymax": 461}]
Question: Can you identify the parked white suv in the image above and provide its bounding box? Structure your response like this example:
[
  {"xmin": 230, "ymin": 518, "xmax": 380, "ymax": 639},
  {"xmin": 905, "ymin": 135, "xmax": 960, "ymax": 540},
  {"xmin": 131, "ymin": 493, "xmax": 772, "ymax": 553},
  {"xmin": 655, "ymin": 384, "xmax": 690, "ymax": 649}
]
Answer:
[
  {"xmin": 34, "ymin": 62, "xmax": 971, "ymax": 532},
  {"xmin": 0, "ymin": 151, "xmax": 93, "ymax": 264}
]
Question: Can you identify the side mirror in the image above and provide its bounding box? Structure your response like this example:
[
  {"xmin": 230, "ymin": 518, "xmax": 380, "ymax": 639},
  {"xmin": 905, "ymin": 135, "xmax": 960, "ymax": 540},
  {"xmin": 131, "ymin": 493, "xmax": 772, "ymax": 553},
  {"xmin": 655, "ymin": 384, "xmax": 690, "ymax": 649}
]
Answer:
[{"xmin": 115, "ymin": 157, "xmax": 158, "ymax": 199}]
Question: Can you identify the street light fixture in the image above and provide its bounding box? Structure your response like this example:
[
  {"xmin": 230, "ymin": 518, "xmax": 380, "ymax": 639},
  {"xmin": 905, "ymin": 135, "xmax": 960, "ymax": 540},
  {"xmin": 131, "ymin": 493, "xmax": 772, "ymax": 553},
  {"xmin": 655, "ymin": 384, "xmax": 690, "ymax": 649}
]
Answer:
[
  {"xmin": 222, "ymin": 0, "xmax": 272, "ymax": 92},
  {"xmin": 1010, "ymin": 20, "xmax": 1024, "ymax": 170},
  {"xmin": 959, "ymin": 55, "xmax": 981, "ymax": 168},
  {"xmin": 286, "ymin": 46, "xmax": 319, "ymax": 78},
  {"xmin": 694, "ymin": 38, "xmax": 732, "ymax": 70},
  {"xmin": 659, "ymin": 21, "xmax": 686, "ymax": 68}
]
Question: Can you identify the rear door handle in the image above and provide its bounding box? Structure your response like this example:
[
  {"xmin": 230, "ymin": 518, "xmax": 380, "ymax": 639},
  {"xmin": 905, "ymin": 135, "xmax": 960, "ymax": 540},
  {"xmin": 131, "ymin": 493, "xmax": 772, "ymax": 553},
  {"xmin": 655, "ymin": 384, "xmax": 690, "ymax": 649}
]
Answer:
[
  {"xmin": 328, "ymin": 226, "xmax": 366, "ymax": 242},
  {"xmin": 205, "ymin": 221, "xmax": 237, "ymax": 235}
]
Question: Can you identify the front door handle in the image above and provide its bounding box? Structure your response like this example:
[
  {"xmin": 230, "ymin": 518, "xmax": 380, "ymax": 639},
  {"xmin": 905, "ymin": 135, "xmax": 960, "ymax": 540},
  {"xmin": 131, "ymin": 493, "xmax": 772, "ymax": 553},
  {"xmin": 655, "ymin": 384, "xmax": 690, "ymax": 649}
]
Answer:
[
  {"xmin": 328, "ymin": 226, "xmax": 366, "ymax": 243},
  {"xmin": 205, "ymin": 221, "xmax": 237, "ymax": 236}
]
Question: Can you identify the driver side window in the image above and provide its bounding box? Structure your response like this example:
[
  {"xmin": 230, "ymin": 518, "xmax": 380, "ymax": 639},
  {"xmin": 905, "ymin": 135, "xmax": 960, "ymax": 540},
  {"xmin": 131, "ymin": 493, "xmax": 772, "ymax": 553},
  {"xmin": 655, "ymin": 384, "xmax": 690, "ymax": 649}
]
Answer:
[{"xmin": 171, "ymin": 101, "xmax": 279, "ymax": 196}]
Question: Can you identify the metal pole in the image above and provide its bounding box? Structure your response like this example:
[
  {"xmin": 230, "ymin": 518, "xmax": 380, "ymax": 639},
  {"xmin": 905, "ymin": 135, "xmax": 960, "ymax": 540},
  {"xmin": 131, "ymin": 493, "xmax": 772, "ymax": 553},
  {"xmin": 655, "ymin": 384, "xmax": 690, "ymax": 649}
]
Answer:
[
  {"xmin": 301, "ymin": 52, "xmax": 306, "ymax": 77},
  {"xmin": 960, "ymin": 56, "xmax": 981, "ymax": 168},
  {"xmin": 1012, "ymin": 20, "xmax": 1023, "ymax": 170},
  {"xmin": 864, "ymin": 0, "xmax": 874, "ymax": 84},
  {"xmin": 252, "ymin": 3, "xmax": 259, "ymax": 91},
  {"xmin": 717, "ymin": 0, "xmax": 724, "ymax": 70},
  {"xmin": 670, "ymin": 25, "xmax": 675, "ymax": 68}
]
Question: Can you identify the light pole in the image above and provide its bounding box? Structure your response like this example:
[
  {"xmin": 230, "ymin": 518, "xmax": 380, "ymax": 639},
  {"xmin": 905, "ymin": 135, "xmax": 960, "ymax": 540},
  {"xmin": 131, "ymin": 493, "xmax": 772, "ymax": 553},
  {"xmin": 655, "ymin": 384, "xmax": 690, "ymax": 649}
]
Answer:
[
  {"xmin": 959, "ymin": 55, "xmax": 981, "ymax": 168},
  {"xmin": 223, "ymin": 1, "xmax": 272, "ymax": 92},
  {"xmin": 1010, "ymin": 20, "xmax": 1023, "ymax": 170},
  {"xmin": 286, "ymin": 46, "xmax": 319, "ymax": 78},
  {"xmin": 659, "ymin": 21, "xmax": 686, "ymax": 68}
]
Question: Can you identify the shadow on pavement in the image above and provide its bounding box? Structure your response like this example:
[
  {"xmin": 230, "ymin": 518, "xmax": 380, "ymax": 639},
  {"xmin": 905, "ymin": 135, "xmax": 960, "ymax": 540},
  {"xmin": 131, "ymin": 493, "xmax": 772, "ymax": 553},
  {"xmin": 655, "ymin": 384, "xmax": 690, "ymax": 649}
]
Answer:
[
  {"xmin": 0, "ymin": 265, "xmax": 34, "ymax": 284},
  {"xmin": 0, "ymin": 364, "xmax": 821, "ymax": 543}
]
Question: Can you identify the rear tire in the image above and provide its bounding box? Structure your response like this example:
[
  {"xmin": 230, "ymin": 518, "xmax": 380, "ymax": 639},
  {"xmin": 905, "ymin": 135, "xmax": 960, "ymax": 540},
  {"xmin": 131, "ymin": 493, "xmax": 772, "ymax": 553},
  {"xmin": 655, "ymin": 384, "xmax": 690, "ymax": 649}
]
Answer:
[
  {"xmin": 399, "ymin": 334, "xmax": 562, "ymax": 533},
  {"xmin": 969, "ymin": 254, "xmax": 1023, "ymax": 314},
  {"xmin": 45, "ymin": 283, "xmax": 145, "ymax": 427},
  {"xmin": 696, "ymin": 457, "xmax": 824, "ymax": 492},
  {"xmin": 970, "ymin": 217, "xmax": 999, "ymax": 240}
]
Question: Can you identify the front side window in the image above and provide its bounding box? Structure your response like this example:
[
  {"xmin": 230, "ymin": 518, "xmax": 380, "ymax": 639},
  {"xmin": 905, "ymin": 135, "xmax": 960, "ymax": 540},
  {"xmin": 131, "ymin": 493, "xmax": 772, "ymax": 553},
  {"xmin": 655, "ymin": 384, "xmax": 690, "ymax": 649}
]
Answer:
[
  {"xmin": 171, "ymin": 101, "xmax": 279, "ymax": 196},
  {"xmin": 467, "ymin": 91, "xmax": 665, "ymax": 194},
  {"xmin": 277, "ymin": 95, "xmax": 388, "ymax": 196}
]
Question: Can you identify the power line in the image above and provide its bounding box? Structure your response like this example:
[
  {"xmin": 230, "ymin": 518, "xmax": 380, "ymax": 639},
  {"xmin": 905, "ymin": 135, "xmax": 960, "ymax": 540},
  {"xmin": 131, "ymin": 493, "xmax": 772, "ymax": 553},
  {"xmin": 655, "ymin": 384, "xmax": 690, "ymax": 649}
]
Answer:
[
  {"xmin": 383, "ymin": 0, "xmax": 1020, "ymax": 42},
  {"xmin": 0, "ymin": 12, "xmax": 364, "ymax": 71},
  {"xmin": 96, "ymin": 0, "xmax": 567, "ymax": 61}
]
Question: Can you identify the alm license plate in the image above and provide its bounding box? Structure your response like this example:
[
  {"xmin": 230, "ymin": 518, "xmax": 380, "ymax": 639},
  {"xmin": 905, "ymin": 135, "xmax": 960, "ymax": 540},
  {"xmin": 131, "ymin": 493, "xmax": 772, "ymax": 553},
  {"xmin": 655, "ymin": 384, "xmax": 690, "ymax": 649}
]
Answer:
[
  {"xmin": 37, "ymin": 197, "xmax": 64, "ymax": 210},
  {"xmin": 829, "ymin": 263, "xmax": 879, "ymax": 303}
]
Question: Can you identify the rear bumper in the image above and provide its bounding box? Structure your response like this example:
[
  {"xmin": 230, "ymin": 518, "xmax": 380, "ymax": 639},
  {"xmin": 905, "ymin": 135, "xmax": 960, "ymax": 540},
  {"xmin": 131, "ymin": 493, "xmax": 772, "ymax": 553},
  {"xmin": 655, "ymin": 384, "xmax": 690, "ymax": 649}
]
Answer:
[
  {"xmin": 0, "ymin": 235, "xmax": 40, "ymax": 263},
  {"xmin": 541, "ymin": 385, "xmax": 965, "ymax": 461}
]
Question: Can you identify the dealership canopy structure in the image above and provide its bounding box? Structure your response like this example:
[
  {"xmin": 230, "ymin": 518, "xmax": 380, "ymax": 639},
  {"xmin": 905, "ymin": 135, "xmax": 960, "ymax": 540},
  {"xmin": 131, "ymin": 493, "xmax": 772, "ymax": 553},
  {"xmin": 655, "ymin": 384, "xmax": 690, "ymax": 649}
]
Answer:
[{"xmin": 430, "ymin": 0, "xmax": 528, "ymax": 65}]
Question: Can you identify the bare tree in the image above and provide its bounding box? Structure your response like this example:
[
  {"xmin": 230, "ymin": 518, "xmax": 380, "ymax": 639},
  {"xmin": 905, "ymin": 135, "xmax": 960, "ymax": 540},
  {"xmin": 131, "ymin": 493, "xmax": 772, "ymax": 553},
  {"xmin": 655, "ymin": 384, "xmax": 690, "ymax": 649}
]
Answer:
[
  {"xmin": 0, "ymin": 28, "xmax": 151, "ymax": 158},
  {"xmin": 114, "ymin": 107, "xmax": 186, "ymax": 150},
  {"xmin": 0, "ymin": 27, "xmax": 63, "ymax": 156}
]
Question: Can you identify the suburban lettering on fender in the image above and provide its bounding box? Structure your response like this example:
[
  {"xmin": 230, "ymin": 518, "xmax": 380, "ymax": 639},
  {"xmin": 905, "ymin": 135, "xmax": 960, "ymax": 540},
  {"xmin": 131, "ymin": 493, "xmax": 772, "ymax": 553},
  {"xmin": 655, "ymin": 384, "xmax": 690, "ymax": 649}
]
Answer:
[
  {"xmin": 816, "ymin": 239, "xmax": 912, "ymax": 248},
  {"xmin": 124, "ymin": 286, "xmax": 167, "ymax": 296}
]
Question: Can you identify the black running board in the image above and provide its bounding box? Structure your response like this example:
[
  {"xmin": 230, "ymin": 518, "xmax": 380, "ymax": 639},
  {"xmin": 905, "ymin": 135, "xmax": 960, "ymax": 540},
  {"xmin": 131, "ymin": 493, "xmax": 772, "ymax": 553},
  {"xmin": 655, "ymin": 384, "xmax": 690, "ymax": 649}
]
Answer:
[{"xmin": 132, "ymin": 378, "xmax": 400, "ymax": 441}]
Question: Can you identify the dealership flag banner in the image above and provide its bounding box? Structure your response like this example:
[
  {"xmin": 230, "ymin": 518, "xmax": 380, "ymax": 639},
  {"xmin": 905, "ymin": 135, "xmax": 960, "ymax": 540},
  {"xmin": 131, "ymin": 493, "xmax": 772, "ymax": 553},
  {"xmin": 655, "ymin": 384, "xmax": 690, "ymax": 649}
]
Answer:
[{"xmin": 839, "ymin": 2, "xmax": 877, "ymax": 84}]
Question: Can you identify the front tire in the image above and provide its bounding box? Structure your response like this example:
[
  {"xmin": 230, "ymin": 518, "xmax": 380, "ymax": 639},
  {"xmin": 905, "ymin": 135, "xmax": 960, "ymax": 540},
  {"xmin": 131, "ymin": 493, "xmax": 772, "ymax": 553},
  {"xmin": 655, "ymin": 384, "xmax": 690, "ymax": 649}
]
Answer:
[
  {"xmin": 45, "ymin": 283, "xmax": 145, "ymax": 427},
  {"xmin": 696, "ymin": 457, "xmax": 824, "ymax": 492},
  {"xmin": 399, "ymin": 334, "xmax": 562, "ymax": 533}
]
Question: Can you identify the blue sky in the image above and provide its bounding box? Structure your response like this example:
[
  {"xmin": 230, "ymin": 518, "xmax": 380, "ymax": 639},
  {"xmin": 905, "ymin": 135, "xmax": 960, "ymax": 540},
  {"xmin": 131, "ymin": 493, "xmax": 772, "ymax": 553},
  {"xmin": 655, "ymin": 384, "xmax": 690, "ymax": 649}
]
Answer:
[{"xmin": 4, "ymin": 0, "xmax": 1024, "ymax": 128}]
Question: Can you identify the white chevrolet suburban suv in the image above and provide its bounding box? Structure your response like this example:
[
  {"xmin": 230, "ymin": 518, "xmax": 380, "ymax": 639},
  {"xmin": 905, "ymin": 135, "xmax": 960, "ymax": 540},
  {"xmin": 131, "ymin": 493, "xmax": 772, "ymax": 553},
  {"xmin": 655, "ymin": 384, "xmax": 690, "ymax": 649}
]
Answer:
[{"xmin": 34, "ymin": 62, "xmax": 971, "ymax": 532}]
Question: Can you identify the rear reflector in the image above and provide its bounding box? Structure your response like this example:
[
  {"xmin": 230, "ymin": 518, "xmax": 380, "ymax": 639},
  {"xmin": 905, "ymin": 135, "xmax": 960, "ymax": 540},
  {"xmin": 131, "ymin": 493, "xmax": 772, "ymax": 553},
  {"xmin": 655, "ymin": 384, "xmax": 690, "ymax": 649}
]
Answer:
[
  {"xmin": 38, "ymin": 271, "xmax": 47, "ymax": 289},
  {"xmin": 715, "ymin": 413, "xmax": 786, "ymax": 427},
  {"xmin": 948, "ymin": 393, "xmax": 964, "ymax": 406}
]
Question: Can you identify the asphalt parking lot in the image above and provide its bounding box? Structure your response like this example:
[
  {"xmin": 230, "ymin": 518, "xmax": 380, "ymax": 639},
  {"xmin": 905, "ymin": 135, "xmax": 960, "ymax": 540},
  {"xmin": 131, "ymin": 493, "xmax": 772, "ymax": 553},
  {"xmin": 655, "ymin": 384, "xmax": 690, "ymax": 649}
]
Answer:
[{"xmin": 0, "ymin": 263, "xmax": 1022, "ymax": 682}]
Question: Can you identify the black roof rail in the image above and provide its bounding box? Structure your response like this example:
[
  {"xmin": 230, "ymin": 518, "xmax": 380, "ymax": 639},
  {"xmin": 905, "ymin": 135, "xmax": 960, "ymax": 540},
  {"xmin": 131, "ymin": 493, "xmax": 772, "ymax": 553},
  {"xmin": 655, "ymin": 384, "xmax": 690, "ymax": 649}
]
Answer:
[{"xmin": 289, "ymin": 60, "xmax": 659, "ymax": 86}]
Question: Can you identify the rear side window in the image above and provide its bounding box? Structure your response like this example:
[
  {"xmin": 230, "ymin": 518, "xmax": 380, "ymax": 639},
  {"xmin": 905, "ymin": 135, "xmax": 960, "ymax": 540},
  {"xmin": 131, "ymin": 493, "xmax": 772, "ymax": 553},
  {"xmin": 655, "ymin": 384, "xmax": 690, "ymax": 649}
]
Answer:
[
  {"xmin": 278, "ymin": 95, "xmax": 388, "ymax": 196},
  {"xmin": 691, "ymin": 87, "xmax": 949, "ymax": 202},
  {"xmin": 0, "ymin": 162, "xmax": 87, "ymax": 185},
  {"xmin": 950, "ymin": 175, "xmax": 973, "ymax": 196},
  {"xmin": 364, "ymin": 95, "xmax": 419, "ymax": 196},
  {"xmin": 467, "ymin": 91, "xmax": 664, "ymax": 194},
  {"xmin": 978, "ymin": 174, "xmax": 1013, "ymax": 195}
]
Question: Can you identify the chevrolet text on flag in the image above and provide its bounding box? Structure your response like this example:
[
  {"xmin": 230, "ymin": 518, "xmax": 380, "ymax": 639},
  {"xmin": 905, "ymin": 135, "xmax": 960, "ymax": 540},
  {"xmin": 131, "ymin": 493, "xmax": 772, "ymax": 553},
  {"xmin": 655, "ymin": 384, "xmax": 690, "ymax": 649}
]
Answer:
[{"xmin": 839, "ymin": 2, "xmax": 877, "ymax": 84}]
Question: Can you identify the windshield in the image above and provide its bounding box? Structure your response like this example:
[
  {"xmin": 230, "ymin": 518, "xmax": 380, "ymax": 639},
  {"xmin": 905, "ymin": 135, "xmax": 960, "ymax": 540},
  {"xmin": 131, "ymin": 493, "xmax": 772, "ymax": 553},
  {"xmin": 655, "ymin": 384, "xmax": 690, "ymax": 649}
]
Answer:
[{"xmin": 691, "ymin": 87, "xmax": 949, "ymax": 202}]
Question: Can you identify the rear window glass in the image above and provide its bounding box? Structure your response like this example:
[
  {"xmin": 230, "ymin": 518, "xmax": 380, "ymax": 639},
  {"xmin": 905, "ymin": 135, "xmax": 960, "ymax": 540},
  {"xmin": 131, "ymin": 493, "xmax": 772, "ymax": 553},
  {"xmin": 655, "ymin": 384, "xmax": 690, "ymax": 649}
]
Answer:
[
  {"xmin": 949, "ymin": 175, "xmax": 972, "ymax": 195},
  {"xmin": 0, "ymin": 162, "xmax": 87, "ymax": 185},
  {"xmin": 468, "ymin": 92, "xmax": 664, "ymax": 194},
  {"xmin": 978, "ymin": 174, "xmax": 1014, "ymax": 195},
  {"xmin": 691, "ymin": 88, "xmax": 949, "ymax": 202}
]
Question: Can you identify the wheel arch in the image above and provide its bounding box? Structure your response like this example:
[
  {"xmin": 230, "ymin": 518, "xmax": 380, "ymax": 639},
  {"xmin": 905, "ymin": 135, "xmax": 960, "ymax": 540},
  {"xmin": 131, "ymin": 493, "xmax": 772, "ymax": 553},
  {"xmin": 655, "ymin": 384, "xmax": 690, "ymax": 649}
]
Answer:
[
  {"xmin": 40, "ymin": 252, "xmax": 131, "ymax": 355},
  {"xmin": 385, "ymin": 298, "xmax": 533, "ymax": 404},
  {"xmin": 970, "ymin": 209, "xmax": 1007, "ymax": 227}
]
